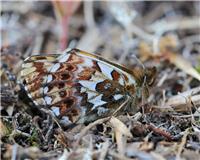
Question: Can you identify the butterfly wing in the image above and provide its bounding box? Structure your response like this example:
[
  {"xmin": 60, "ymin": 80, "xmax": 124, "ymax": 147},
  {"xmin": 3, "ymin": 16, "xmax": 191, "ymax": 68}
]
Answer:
[
  {"xmin": 21, "ymin": 49, "xmax": 137, "ymax": 126},
  {"xmin": 21, "ymin": 55, "xmax": 60, "ymax": 105}
]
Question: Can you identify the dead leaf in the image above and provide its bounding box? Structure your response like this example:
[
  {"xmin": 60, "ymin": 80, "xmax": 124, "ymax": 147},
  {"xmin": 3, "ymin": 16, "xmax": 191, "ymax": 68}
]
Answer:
[
  {"xmin": 167, "ymin": 52, "xmax": 200, "ymax": 81},
  {"xmin": 109, "ymin": 116, "xmax": 132, "ymax": 138},
  {"xmin": 139, "ymin": 141, "xmax": 154, "ymax": 151},
  {"xmin": 110, "ymin": 116, "xmax": 132, "ymax": 155},
  {"xmin": 0, "ymin": 120, "xmax": 10, "ymax": 137}
]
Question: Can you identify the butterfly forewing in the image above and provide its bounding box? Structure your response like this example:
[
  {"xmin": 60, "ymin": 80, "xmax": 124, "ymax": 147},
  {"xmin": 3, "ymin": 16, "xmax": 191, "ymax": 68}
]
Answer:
[{"xmin": 21, "ymin": 49, "xmax": 137, "ymax": 125}]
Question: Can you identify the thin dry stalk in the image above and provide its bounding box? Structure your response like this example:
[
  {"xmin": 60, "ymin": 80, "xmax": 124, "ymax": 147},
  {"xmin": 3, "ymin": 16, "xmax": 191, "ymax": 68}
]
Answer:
[
  {"xmin": 75, "ymin": 117, "xmax": 110, "ymax": 145},
  {"xmin": 176, "ymin": 128, "xmax": 189, "ymax": 160},
  {"xmin": 166, "ymin": 87, "xmax": 200, "ymax": 111},
  {"xmin": 99, "ymin": 140, "xmax": 109, "ymax": 160}
]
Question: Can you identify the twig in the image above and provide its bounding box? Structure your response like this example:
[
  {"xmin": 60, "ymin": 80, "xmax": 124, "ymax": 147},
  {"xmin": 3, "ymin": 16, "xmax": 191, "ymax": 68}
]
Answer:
[
  {"xmin": 172, "ymin": 114, "xmax": 200, "ymax": 118},
  {"xmin": 115, "ymin": 130, "xmax": 125, "ymax": 155},
  {"xmin": 150, "ymin": 152, "xmax": 166, "ymax": 160},
  {"xmin": 13, "ymin": 129, "xmax": 31, "ymax": 138},
  {"xmin": 84, "ymin": 1, "xmax": 95, "ymax": 28},
  {"xmin": 166, "ymin": 87, "xmax": 200, "ymax": 110},
  {"xmin": 32, "ymin": 34, "xmax": 44, "ymax": 54},
  {"xmin": 45, "ymin": 119, "xmax": 54, "ymax": 142},
  {"xmin": 157, "ymin": 73, "xmax": 168, "ymax": 87},
  {"xmin": 40, "ymin": 108, "xmax": 62, "ymax": 129},
  {"xmin": 2, "ymin": 2, "xmax": 32, "ymax": 13},
  {"xmin": 146, "ymin": 124, "xmax": 173, "ymax": 141},
  {"xmin": 181, "ymin": 35, "xmax": 200, "ymax": 45},
  {"xmin": 108, "ymin": 151, "xmax": 134, "ymax": 160},
  {"xmin": 75, "ymin": 117, "xmax": 110, "ymax": 145},
  {"xmin": 11, "ymin": 144, "xmax": 18, "ymax": 160},
  {"xmin": 83, "ymin": 136, "xmax": 93, "ymax": 160},
  {"xmin": 128, "ymin": 24, "xmax": 155, "ymax": 42},
  {"xmin": 176, "ymin": 128, "xmax": 189, "ymax": 160},
  {"xmin": 149, "ymin": 17, "xmax": 200, "ymax": 33},
  {"xmin": 76, "ymin": 27, "xmax": 103, "ymax": 52},
  {"xmin": 112, "ymin": 98, "xmax": 129, "ymax": 116},
  {"xmin": 99, "ymin": 140, "xmax": 109, "ymax": 160}
]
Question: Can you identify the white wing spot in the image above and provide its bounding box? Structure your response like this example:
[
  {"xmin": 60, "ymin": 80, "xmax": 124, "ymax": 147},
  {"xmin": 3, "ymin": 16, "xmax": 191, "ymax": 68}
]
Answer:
[
  {"xmin": 60, "ymin": 116, "xmax": 72, "ymax": 125},
  {"xmin": 47, "ymin": 74, "xmax": 53, "ymax": 83},
  {"xmin": 89, "ymin": 94, "xmax": 107, "ymax": 109},
  {"xmin": 22, "ymin": 63, "xmax": 33, "ymax": 68},
  {"xmin": 58, "ymin": 53, "xmax": 70, "ymax": 63},
  {"xmin": 84, "ymin": 58, "xmax": 93, "ymax": 66},
  {"xmin": 113, "ymin": 94, "xmax": 123, "ymax": 100},
  {"xmin": 43, "ymin": 86, "xmax": 49, "ymax": 94},
  {"xmin": 126, "ymin": 74, "xmax": 136, "ymax": 85},
  {"xmin": 98, "ymin": 62, "xmax": 113, "ymax": 80},
  {"xmin": 87, "ymin": 92, "xmax": 98, "ymax": 100},
  {"xmin": 24, "ymin": 85, "xmax": 29, "ymax": 92},
  {"xmin": 79, "ymin": 80, "xmax": 103, "ymax": 91},
  {"xmin": 27, "ymin": 93, "xmax": 32, "ymax": 99},
  {"xmin": 90, "ymin": 71, "xmax": 106, "ymax": 82},
  {"xmin": 34, "ymin": 98, "xmax": 45, "ymax": 105},
  {"xmin": 80, "ymin": 87, "xmax": 87, "ymax": 93},
  {"xmin": 51, "ymin": 106, "xmax": 60, "ymax": 116},
  {"xmin": 45, "ymin": 96, "xmax": 52, "ymax": 105},
  {"xmin": 50, "ymin": 63, "xmax": 60, "ymax": 72},
  {"xmin": 119, "ymin": 76, "xmax": 125, "ymax": 85},
  {"xmin": 97, "ymin": 107, "xmax": 109, "ymax": 116},
  {"xmin": 33, "ymin": 100, "xmax": 39, "ymax": 106}
]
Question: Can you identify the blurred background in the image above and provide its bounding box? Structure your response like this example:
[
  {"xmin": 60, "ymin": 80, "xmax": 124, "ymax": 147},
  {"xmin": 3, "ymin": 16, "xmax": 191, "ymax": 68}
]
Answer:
[
  {"xmin": 1, "ymin": 1, "xmax": 200, "ymax": 159},
  {"xmin": 1, "ymin": 1, "xmax": 199, "ymax": 56}
]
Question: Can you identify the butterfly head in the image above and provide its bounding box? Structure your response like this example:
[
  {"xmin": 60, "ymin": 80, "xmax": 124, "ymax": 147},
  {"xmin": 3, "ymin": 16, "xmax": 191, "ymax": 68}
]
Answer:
[
  {"xmin": 132, "ymin": 66, "xmax": 156, "ymax": 98},
  {"xmin": 143, "ymin": 66, "xmax": 157, "ymax": 87}
]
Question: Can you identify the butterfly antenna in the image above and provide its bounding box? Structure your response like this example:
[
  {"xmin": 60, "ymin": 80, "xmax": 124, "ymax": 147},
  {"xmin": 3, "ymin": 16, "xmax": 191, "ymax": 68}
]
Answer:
[
  {"xmin": 130, "ymin": 54, "xmax": 145, "ymax": 70},
  {"xmin": 130, "ymin": 54, "xmax": 147, "ymax": 85}
]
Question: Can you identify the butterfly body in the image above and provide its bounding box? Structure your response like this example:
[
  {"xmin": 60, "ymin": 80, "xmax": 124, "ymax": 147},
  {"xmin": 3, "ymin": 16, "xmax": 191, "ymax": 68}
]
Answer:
[{"xmin": 21, "ymin": 49, "xmax": 155, "ymax": 126}]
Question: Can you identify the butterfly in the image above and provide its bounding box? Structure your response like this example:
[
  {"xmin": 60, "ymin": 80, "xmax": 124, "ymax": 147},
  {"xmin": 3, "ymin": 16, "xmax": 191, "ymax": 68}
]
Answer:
[{"xmin": 21, "ymin": 48, "xmax": 156, "ymax": 127}]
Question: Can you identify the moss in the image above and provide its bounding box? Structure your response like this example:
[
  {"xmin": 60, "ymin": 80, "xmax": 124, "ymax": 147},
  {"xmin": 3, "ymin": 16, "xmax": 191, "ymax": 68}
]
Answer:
[{"xmin": 26, "ymin": 128, "xmax": 40, "ymax": 147}]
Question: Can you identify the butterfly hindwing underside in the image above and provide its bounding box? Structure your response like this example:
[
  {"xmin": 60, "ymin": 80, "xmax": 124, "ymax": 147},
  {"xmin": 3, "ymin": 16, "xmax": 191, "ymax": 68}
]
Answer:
[{"xmin": 21, "ymin": 49, "xmax": 137, "ymax": 125}]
